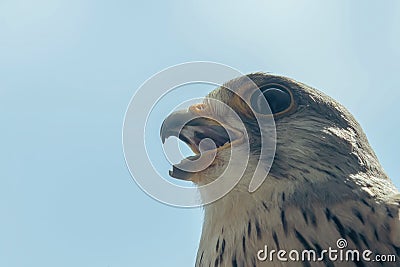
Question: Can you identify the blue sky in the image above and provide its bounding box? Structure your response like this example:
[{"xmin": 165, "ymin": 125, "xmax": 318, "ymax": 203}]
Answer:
[{"xmin": 1, "ymin": 1, "xmax": 399, "ymax": 266}]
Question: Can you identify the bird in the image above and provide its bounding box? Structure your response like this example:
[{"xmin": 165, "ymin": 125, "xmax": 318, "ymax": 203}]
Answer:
[{"xmin": 160, "ymin": 73, "xmax": 400, "ymax": 267}]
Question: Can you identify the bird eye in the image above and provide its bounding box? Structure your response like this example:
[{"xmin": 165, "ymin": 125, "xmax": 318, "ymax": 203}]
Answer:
[{"xmin": 250, "ymin": 85, "xmax": 292, "ymax": 115}]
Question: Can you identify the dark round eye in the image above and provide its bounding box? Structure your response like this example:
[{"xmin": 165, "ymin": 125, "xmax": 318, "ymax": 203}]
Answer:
[{"xmin": 250, "ymin": 86, "xmax": 292, "ymax": 115}]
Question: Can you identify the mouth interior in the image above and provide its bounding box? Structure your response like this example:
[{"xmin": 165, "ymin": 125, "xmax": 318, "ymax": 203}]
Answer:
[{"xmin": 178, "ymin": 118, "xmax": 237, "ymax": 156}]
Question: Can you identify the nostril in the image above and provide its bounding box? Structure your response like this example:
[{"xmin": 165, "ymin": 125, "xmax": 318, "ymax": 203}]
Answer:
[{"xmin": 190, "ymin": 103, "xmax": 206, "ymax": 113}]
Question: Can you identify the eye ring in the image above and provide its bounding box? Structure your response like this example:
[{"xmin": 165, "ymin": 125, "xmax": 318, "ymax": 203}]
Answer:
[{"xmin": 250, "ymin": 84, "xmax": 294, "ymax": 116}]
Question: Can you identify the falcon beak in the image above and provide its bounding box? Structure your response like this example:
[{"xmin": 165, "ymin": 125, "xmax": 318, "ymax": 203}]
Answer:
[
  {"xmin": 160, "ymin": 109, "xmax": 204, "ymax": 154},
  {"xmin": 160, "ymin": 105, "xmax": 242, "ymax": 180}
]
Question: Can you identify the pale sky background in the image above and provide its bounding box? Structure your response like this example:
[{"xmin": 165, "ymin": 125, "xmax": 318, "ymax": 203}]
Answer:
[{"xmin": 1, "ymin": 1, "xmax": 400, "ymax": 266}]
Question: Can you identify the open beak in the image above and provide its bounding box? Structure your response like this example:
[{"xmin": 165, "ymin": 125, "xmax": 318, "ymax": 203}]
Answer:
[{"xmin": 160, "ymin": 107, "xmax": 241, "ymax": 180}]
